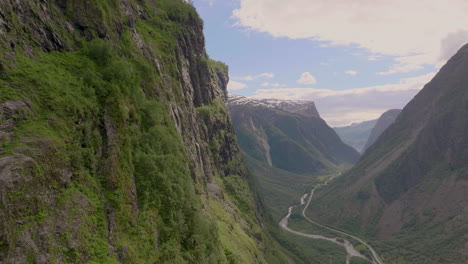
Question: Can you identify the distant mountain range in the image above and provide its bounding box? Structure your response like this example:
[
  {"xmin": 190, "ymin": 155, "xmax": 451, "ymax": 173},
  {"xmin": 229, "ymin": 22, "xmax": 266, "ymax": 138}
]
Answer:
[
  {"xmin": 334, "ymin": 119, "xmax": 378, "ymax": 152},
  {"xmin": 308, "ymin": 44, "xmax": 468, "ymax": 263},
  {"xmin": 334, "ymin": 109, "xmax": 401, "ymax": 153},
  {"xmin": 228, "ymin": 94, "xmax": 360, "ymax": 175},
  {"xmin": 362, "ymin": 109, "xmax": 401, "ymax": 152}
]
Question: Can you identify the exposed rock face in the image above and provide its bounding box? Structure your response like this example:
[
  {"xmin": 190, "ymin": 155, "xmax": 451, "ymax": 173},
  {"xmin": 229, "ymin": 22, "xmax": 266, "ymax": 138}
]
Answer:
[
  {"xmin": 362, "ymin": 109, "xmax": 401, "ymax": 152},
  {"xmin": 227, "ymin": 94, "xmax": 360, "ymax": 175},
  {"xmin": 334, "ymin": 119, "xmax": 378, "ymax": 153},
  {"xmin": 0, "ymin": 1, "xmax": 295, "ymax": 263},
  {"xmin": 0, "ymin": 101, "xmax": 29, "ymax": 142},
  {"xmin": 308, "ymin": 44, "xmax": 468, "ymax": 263}
]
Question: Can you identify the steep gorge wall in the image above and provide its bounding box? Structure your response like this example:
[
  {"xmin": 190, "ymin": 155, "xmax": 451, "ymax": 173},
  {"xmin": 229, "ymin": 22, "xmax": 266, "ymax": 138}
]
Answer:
[
  {"xmin": 0, "ymin": 1, "xmax": 291, "ymax": 263},
  {"xmin": 308, "ymin": 44, "xmax": 468, "ymax": 263}
]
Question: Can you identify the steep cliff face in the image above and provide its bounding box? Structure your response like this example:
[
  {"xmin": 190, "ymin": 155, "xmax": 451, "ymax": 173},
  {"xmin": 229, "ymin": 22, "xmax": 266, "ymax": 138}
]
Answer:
[
  {"xmin": 308, "ymin": 44, "xmax": 468, "ymax": 263},
  {"xmin": 0, "ymin": 1, "xmax": 295, "ymax": 263},
  {"xmin": 362, "ymin": 109, "xmax": 401, "ymax": 152},
  {"xmin": 228, "ymin": 94, "xmax": 360, "ymax": 175}
]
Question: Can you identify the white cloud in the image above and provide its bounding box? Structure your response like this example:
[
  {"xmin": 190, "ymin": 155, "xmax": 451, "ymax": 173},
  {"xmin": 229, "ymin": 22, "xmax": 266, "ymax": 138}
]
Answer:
[
  {"xmin": 250, "ymin": 72, "xmax": 435, "ymax": 126},
  {"xmin": 377, "ymin": 54, "xmax": 430, "ymax": 75},
  {"xmin": 261, "ymin": 82, "xmax": 285, "ymax": 87},
  {"xmin": 345, "ymin": 70, "xmax": 358, "ymax": 76},
  {"xmin": 297, "ymin": 72, "xmax": 317, "ymax": 85},
  {"xmin": 237, "ymin": 72, "xmax": 274, "ymax": 81},
  {"xmin": 227, "ymin": 80, "xmax": 247, "ymax": 91},
  {"xmin": 233, "ymin": 0, "xmax": 468, "ymax": 74}
]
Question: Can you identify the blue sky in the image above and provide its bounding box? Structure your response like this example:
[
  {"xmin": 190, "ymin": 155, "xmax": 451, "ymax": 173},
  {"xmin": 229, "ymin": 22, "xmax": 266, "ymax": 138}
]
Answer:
[{"xmin": 192, "ymin": 0, "xmax": 468, "ymax": 126}]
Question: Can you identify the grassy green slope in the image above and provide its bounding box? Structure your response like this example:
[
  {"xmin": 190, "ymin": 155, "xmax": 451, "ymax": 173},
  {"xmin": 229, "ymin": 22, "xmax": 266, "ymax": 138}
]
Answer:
[
  {"xmin": 1, "ymin": 39, "xmax": 223, "ymax": 263},
  {"xmin": 245, "ymin": 156, "xmax": 317, "ymax": 221}
]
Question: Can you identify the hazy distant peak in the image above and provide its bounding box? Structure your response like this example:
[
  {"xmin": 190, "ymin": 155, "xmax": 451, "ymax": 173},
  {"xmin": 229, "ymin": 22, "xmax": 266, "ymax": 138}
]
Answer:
[
  {"xmin": 363, "ymin": 109, "xmax": 402, "ymax": 151},
  {"xmin": 333, "ymin": 119, "xmax": 378, "ymax": 152}
]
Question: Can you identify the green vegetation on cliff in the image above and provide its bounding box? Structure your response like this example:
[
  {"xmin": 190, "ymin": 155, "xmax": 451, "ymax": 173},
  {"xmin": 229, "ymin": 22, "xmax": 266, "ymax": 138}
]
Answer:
[
  {"xmin": 0, "ymin": 0, "xmax": 305, "ymax": 263},
  {"xmin": 1, "ymin": 34, "xmax": 225, "ymax": 264}
]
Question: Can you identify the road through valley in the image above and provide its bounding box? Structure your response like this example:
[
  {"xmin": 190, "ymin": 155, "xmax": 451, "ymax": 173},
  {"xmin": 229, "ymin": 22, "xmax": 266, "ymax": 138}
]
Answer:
[{"xmin": 279, "ymin": 188, "xmax": 384, "ymax": 264}]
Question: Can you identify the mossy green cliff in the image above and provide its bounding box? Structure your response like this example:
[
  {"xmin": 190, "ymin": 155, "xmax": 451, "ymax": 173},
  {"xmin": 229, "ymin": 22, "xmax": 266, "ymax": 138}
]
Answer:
[{"xmin": 0, "ymin": 1, "xmax": 301, "ymax": 263}]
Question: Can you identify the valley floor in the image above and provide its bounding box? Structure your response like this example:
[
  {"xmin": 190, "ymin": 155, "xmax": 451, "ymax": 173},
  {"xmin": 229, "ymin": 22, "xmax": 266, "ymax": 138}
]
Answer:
[{"xmin": 279, "ymin": 175, "xmax": 384, "ymax": 264}]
